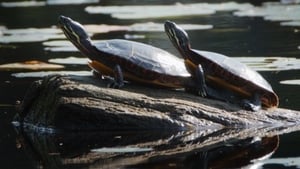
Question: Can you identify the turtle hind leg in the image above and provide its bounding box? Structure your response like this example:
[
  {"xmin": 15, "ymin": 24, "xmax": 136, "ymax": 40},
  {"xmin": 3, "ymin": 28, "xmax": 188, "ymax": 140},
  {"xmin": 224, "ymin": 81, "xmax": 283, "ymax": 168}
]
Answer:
[
  {"xmin": 240, "ymin": 93, "xmax": 262, "ymax": 111},
  {"xmin": 107, "ymin": 64, "xmax": 124, "ymax": 89}
]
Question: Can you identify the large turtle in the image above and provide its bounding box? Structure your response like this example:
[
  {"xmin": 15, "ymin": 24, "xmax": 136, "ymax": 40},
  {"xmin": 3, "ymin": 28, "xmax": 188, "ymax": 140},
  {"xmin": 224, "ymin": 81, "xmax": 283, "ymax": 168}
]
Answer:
[
  {"xmin": 58, "ymin": 16, "xmax": 201, "ymax": 91},
  {"xmin": 164, "ymin": 20, "xmax": 279, "ymax": 111}
]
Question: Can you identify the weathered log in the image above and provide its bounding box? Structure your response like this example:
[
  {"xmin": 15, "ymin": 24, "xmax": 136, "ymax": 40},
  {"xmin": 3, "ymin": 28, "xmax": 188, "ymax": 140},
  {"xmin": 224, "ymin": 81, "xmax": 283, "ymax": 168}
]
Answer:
[
  {"xmin": 17, "ymin": 74, "xmax": 300, "ymax": 131},
  {"xmin": 14, "ymin": 74, "xmax": 300, "ymax": 168}
]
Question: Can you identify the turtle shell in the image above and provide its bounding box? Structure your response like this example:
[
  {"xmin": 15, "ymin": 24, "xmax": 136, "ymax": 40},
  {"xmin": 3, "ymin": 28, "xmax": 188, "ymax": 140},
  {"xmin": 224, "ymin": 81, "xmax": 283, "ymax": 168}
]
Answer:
[
  {"xmin": 190, "ymin": 49, "xmax": 279, "ymax": 108},
  {"xmin": 89, "ymin": 39, "xmax": 191, "ymax": 88}
]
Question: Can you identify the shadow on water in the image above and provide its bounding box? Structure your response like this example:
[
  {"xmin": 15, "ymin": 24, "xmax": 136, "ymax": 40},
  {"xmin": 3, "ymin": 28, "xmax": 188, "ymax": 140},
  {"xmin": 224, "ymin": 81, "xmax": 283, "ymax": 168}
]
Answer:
[{"xmin": 15, "ymin": 126, "xmax": 279, "ymax": 169}]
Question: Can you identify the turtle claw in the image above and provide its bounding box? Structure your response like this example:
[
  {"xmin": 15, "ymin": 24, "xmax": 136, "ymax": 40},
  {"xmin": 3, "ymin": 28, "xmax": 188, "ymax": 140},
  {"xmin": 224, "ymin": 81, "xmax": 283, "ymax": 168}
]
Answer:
[
  {"xmin": 241, "ymin": 100, "xmax": 261, "ymax": 111},
  {"xmin": 197, "ymin": 89, "xmax": 207, "ymax": 98},
  {"xmin": 240, "ymin": 94, "xmax": 262, "ymax": 111},
  {"xmin": 107, "ymin": 80, "xmax": 124, "ymax": 89}
]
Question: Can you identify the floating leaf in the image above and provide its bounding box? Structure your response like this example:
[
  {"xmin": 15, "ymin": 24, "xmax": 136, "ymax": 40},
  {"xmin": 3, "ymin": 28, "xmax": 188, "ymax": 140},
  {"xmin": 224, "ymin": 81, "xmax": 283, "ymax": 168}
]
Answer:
[
  {"xmin": 84, "ymin": 24, "xmax": 128, "ymax": 34},
  {"xmin": 281, "ymin": 21, "xmax": 300, "ymax": 26},
  {"xmin": 0, "ymin": 60, "xmax": 64, "ymax": 70},
  {"xmin": 234, "ymin": 3, "xmax": 300, "ymax": 27},
  {"xmin": 3, "ymin": 27, "xmax": 60, "ymax": 34},
  {"xmin": 1, "ymin": 1, "xmax": 45, "ymax": 7},
  {"xmin": 280, "ymin": 79, "xmax": 300, "ymax": 85},
  {"xmin": 0, "ymin": 34, "xmax": 64, "ymax": 43},
  {"xmin": 48, "ymin": 57, "xmax": 89, "ymax": 65},
  {"xmin": 12, "ymin": 71, "xmax": 91, "ymax": 78},
  {"xmin": 43, "ymin": 40, "xmax": 103, "ymax": 52},
  {"xmin": 43, "ymin": 40, "xmax": 79, "ymax": 52},
  {"xmin": 235, "ymin": 56, "xmax": 300, "ymax": 71},
  {"xmin": 0, "ymin": 27, "xmax": 64, "ymax": 43},
  {"xmin": 47, "ymin": 0, "xmax": 99, "ymax": 5},
  {"xmin": 1, "ymin": 0, "xmax": 99, "ymax": 7},
  {"xmin": 85, "ymin": 2, "xmax": 253, "ymax": 19},
  {"xmin": 43, "ymin": 40, "xmax": 73, "ymax": 47},
  {"xmin": 124, "ymin": 34, "xmax": 146, "ymax": 39},
  {"xmin": 129, "ymin": 22, "xmax": 213, "ymax": 32}
]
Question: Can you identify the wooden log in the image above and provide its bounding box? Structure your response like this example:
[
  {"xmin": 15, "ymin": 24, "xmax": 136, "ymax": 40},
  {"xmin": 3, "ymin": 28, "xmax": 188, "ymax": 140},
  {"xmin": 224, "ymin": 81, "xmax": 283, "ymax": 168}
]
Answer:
[
  {"xmin": 17, "ymin": 74, "xmax": 300, "ymax": 131},
  {"xmin": 14, "ymin": 74, "xmax": 300, "ymax": 168}
]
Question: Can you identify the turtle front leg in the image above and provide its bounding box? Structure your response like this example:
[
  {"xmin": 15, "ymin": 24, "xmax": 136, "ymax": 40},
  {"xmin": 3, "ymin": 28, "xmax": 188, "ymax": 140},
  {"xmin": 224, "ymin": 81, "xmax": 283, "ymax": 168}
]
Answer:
[
  {"xmin": 108, "ymin": 64, "xmax": 124, "ymax": 89},
  {"xmin": 194, "ymin": 64, "xmax": 207, "ymax": 97},
  {"xmin": 240, "ymin": 93, "xmax": 262, "ymax": 111}
]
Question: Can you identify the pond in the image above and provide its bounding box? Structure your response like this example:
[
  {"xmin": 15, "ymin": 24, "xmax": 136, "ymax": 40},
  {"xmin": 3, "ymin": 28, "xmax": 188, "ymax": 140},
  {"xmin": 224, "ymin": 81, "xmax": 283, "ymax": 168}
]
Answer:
[{"xmin": 0, "ymin": 0, "xmax": 300, "ymax": 168}]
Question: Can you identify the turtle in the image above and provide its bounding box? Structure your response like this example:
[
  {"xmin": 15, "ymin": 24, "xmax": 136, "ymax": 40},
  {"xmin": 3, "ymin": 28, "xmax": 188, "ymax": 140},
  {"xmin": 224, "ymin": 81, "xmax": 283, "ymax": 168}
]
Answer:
[
  {"xmin": 164, "ymin": 20, "xmax": 279, "ymax": 111},
  {"xmin": 58, "ymin": 15, "xmax": 202, "ymax": 91}
]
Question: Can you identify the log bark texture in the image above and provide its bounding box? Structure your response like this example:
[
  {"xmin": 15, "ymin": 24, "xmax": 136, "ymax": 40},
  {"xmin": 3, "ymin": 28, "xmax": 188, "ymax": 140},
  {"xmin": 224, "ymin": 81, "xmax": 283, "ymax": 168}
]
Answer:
[{"xmin": 17, "ymin": 74, "xmax": 300, "ymax": 131}]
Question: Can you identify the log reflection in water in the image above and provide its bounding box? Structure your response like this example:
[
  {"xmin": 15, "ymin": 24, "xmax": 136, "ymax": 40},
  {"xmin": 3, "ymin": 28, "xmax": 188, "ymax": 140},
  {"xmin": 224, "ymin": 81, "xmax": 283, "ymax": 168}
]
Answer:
[{"xmin": 15, "ymin": 127, "xmax": 279, "ymax": 169}]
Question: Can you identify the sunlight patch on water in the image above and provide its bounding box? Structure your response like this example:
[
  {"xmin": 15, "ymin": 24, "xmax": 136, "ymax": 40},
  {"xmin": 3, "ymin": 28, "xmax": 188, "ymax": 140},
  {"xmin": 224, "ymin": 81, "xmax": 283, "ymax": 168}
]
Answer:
[
  {"xmin": 234, "ymin": 3, "xmax": 300, "ymax": 27},
  {"xmin": 280, "ymin": 79, "xmax": 300, "ymax": 85},
  {"xmin": 12, "ymin": 71, "xmax": 91, "ymax": 78},
  {"xmin": 235, "ymin": 56, "xmax": 300, "ymax": 71},
  {"xmin": 49, "ymin": 57, "xmax": 89, "ymax": 65},
  {"xmin": 85, "ymin": 2, "xmax": 253, "ymax": 19},
  {"xmin": 1, "ymin": 0, "xmax": 99, "ymax": 7},
  {"xmin": 91, "ymin": 147, "xmax": 153, "ymax": 153},
  {"xmin": 0, "ymin": 60, "xmax": 64, "ymax": 70}
]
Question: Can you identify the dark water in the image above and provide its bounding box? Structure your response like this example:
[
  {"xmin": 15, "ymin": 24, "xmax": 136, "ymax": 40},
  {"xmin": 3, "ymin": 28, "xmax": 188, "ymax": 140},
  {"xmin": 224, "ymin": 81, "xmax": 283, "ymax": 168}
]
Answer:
[{"xmin": 0, "ymin": 0, "xmax": 300, "ymax": 168}]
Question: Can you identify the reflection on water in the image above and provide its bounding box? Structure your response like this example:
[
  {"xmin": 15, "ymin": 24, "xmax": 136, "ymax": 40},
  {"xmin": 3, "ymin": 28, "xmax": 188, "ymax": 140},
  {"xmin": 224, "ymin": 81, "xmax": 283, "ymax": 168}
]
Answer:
[{"xmin": 15, "ymin": 127, "xmax": 279, "ymax": 169}]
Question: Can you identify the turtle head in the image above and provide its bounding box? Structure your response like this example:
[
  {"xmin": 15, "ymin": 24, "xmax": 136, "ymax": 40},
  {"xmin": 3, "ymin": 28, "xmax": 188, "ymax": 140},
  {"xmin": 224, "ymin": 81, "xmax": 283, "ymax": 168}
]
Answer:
[
  {"xmin": 164, "ymin": 21, "xmax": 191, "ymax": 56},
  {"xmin": 58, "ymin": 15, "xmax": 91, "ymax": 49}
]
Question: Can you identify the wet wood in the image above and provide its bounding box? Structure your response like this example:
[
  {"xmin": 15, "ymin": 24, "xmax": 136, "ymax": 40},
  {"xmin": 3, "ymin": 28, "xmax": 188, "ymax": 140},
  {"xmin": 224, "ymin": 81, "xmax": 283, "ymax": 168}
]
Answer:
[{"xmin": 17, "ymin": 74, "xmax": 300, "ymax": 131}]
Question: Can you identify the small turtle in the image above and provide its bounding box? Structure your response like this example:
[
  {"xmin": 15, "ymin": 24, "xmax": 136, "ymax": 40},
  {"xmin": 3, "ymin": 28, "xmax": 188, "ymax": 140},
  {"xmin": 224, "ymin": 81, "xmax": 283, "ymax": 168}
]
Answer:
[
  {"xmin": 164, "ymin": 20, "xmax": 279, "ymax": 111},
  {"xmin": 58, "ymin": 16, "xmax": 201, "ymax": 91}
]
